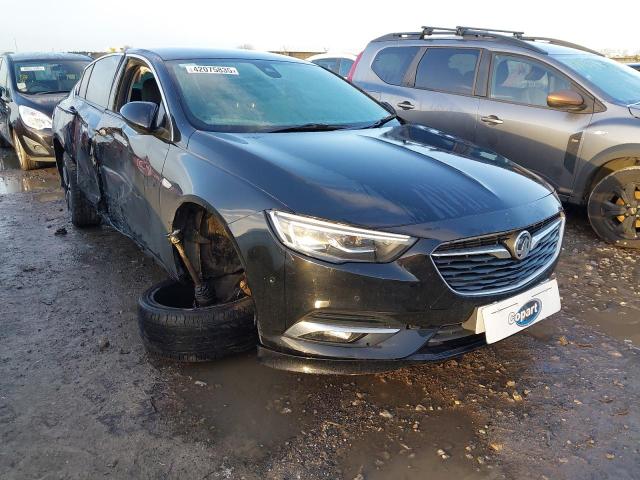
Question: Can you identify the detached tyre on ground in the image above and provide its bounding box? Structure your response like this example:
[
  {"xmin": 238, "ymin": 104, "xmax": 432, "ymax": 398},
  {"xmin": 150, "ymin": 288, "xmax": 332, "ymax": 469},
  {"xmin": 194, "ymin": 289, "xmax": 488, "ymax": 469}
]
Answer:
[
  {"xmin": 13, "ymin": 131, "xmax": 37, "ymax": 170},
  {"xmin": 138, "ymin": 279, "xmax": 257, "ymax": 362},
  {"xmin": 588, "ymin": 166, "xmax": 640, "ymax": 249},
  {"xmin": 62, "ymin": 152, "xmax": 101, "ymax": 227}
]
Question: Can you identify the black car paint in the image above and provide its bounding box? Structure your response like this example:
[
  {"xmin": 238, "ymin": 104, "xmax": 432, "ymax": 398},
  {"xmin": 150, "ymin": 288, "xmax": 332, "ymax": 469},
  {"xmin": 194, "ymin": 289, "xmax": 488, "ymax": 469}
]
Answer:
[
  {"xmin": 0, "ymin": 53, "xmax": 91, "ymax": 160},
  {"xmin": 53, "ymin": 48, "xmax": 562, "ymax": 372}
]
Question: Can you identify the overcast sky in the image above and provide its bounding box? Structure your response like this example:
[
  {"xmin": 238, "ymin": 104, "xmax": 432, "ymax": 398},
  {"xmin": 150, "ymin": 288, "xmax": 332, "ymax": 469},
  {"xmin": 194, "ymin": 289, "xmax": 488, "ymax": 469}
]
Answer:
[{"xmin": 1, "ymin": 0, "xmax": 638, "ymax": 55}]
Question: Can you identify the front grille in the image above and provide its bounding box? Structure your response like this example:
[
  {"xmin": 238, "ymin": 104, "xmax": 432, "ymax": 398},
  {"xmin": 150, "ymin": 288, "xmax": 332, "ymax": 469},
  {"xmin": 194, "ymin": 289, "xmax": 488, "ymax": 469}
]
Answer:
[{"xmin": 432, "ymin": 215, "xmax": 564, "ymax": 296}]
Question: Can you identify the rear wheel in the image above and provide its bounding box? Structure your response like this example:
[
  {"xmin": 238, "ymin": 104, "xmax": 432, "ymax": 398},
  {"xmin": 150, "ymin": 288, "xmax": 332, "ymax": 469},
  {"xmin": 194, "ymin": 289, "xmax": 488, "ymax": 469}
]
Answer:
[
  {"xmin": 62, "ymin": 153, "xmax": 101, "ymax": 227},
  {"xmin": 588, "ymin": 166, "xmax": 640, "ymax": 248},
  {"xmin": 13, "ymin": 131, "xmax": 37, "ymax": 170}
]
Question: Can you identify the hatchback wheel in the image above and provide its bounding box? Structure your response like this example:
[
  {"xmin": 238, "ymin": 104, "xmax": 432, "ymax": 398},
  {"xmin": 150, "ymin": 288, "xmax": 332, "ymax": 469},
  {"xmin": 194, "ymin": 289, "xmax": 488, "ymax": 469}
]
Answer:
[
  {"xmin": 137, "ymin": 279, "xmax": 257, "ymax": 362},
  {"xmin": 62, "ymin": 153, "xmax": 101, "ymax": 227},
  {"xmin": 13, "ymin": 131, "xmax": 37, "ymax": 171},
  {"xmin": 588, "ymin": 167, "xmax": 640, "ymax": 248}
]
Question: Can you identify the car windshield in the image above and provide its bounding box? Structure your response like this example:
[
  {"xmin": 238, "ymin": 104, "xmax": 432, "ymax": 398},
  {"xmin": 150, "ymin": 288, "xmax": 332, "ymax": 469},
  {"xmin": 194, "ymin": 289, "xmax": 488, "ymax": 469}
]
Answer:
[
  {"xmin": 168, "ymin": 59, "xmax": 392, "ymax": 132},
  {"xmin": 12, "ymin": 60, "xmax": 89, "ymax": 94},
  {"xmin": 553, "ymin": 54, "xmax": 640, "ymax": 105}
]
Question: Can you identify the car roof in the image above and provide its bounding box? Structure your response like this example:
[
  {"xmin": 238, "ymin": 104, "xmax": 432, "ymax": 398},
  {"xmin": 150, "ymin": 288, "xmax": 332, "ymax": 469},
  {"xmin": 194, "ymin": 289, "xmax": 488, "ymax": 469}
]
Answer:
[
  {"xmin": 5, "ymin": 52, "xmax": 92, "ymax": 61},
  {"xmin": 128, "ymin": 47, "xmax": 307, "ymax": 63},
  {"xmin": 306, "ymin": 52, "xmax": 357, "ymax": 61}
]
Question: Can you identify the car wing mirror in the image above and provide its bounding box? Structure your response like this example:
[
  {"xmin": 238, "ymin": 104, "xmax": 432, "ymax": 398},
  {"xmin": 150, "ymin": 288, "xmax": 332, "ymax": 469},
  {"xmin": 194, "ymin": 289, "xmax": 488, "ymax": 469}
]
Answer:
[
  {"xmin": 547, "ymin": 90, "xmax": 586, "ymax": 111},
  {"xmin": 0, "ymin": 86, "xmax": 6, "ymax": 100},
  {"xmin": 120, "ymin": 101, "xmax": 158, "ymax": 131}
]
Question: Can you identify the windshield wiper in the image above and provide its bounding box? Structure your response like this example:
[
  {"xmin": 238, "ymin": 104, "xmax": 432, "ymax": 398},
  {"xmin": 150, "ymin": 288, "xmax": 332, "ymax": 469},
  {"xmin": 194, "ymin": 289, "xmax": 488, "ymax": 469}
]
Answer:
[
  {"xmin": 267, "ymin": 123, "xmax": 349, "ymax": 133},
  {"xmin": 362, "ymin": 114, "xmax": 397, "ymax": 129},
  {"xmin": 32, "ymin": 90, "xmax": 69, "ymax": 95}
]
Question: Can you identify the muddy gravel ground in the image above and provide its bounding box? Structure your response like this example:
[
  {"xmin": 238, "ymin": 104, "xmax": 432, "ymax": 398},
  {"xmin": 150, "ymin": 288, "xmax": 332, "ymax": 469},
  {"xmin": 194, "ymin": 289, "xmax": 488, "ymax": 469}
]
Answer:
[{"xmin": 0, "ymin": 150, "xmax": 638, "ymax": 480}]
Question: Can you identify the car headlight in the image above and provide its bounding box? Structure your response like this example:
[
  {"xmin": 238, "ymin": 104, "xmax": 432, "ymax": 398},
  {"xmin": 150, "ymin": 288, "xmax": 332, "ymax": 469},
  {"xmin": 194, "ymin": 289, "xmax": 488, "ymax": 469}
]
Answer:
[
  {"xmin": 267, "ymin": 210, "xmax": 416, "ymax": 263},
  {"xmin": 18, "ymin": 106, "xmax": 52, "ymax": 130}
]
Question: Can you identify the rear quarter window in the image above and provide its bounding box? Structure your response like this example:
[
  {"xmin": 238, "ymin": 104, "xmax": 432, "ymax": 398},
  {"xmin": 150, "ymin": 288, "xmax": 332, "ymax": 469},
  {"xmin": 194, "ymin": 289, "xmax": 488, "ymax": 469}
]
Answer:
[
  {"xmin": 414, "ymin": 48, "xmax": 480, "ymax": 95},
  {"xmin": 371, "ymin": 47, "xmax": 420, "ymax": 86}
]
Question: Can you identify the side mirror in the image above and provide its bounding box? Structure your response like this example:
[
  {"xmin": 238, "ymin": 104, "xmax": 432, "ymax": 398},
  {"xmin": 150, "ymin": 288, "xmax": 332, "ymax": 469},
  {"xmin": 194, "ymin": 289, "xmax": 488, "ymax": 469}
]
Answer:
[
  {"xmin": 120, "ymin": 101, "xmax": 158, "ymax": 131},
  {"xmin": 547, "ymin": 90, "xmax": 586, "ymax": 111},
  {"xmin": 0, "ymin": 86, "xmax": 6, "ymax": 99}
]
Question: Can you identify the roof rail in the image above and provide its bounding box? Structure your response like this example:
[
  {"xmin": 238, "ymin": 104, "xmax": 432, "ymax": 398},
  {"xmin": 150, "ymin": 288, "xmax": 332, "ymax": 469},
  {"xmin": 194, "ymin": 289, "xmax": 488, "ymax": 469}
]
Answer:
[
  {"xmin": 519, "ymin": 36, "xmax": 603, "ymax": 56},
  {"xmin": 373, "ymin": 26, "xmax": 602, "ymax": 56}
]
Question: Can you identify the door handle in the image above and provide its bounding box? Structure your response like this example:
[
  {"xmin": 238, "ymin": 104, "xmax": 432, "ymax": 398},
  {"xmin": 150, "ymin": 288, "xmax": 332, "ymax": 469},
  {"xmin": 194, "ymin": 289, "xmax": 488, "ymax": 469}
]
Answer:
[
  {"xmin": 69, "ymin": 105, "xmax": 78, "ymax": 115},
  {"xmin": 95, "ymin": 127, "xmax": 108, "ymax": 136},
  {"xmin": 397, "ymin": 101, "xmax": 415, "ymax": 110},
  {"xmin": 480, "ymin": 115, "xmax": 503, "ymax": 125}
]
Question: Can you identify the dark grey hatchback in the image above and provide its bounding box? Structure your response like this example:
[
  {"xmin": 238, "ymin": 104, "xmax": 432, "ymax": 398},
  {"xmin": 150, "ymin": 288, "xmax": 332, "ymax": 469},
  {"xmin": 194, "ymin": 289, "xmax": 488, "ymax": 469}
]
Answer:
[{"xmin": 52, "ymin": 48, "xmax": 564, "ymax": 374}]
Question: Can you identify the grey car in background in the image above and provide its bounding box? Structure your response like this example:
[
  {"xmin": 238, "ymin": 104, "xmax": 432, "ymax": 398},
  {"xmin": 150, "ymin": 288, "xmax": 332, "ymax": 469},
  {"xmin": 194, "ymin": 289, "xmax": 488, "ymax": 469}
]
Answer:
[{"xmin": 350, "ymin": 26, "xmax": 640, "ymax": 248}]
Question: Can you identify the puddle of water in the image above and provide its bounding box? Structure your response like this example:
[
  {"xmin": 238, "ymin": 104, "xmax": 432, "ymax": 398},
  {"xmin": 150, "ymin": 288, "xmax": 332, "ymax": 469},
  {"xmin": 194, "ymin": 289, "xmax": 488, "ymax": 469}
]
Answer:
[
  {"xmin": 176, "ymin": 353, "xmax": 317, "ymax": 462},
  {"xmin": 581, "ymin": 308, "xmax": 640, "ymax": 344},
  {"xmin": 341, "ymin": 411, "xmax": 491, "ymax": 480},
  {"xmin": 0, "ymin": 147, "xmax": 20, "ymax": 171}
]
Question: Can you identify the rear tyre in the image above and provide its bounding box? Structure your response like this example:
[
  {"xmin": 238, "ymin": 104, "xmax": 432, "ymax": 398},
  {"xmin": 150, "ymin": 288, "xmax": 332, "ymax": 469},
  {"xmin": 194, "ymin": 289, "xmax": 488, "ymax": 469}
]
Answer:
[
  {"xmin": 138, "ymin": 279, "xmax": 257, "ymax": 362},
  {"xmin": 62, "ymin": 153, "xmax": 101, "ymax": 227},
  {"xmin": 588, "ymin": 166, "xmax": 640, "ymax": 248},
  {"xmin": 13, "ymin": 131, "xmax": 37, "ymax": 170}
]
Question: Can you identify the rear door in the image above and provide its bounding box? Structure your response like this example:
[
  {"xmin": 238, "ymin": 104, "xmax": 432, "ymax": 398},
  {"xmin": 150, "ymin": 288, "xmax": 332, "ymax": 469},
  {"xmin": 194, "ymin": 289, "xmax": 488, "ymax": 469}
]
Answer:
[
  {"xmin": 405, "ymin": 47, "xmax": 482, "ymax": 140},
  {"xmin": 369, "ymin": 46, "xmax": 422, "ymax": 118},
  {"xmin": 475, "ymin": 53, "xmax": 594, "ymax": 195},
  {"xmin": 93, "ymin": 55, "xmax": 171, "ymax": 250},
  {"xmin": 73, "ymin": 56, "xmax": 123, "ymax": 205}
]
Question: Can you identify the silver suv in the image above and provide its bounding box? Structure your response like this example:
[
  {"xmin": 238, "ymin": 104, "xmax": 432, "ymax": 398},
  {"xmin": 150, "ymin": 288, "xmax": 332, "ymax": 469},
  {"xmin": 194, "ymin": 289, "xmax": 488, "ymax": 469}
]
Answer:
[{"xmin": 350, "ymin": 26, "xmax": 640, "ymax": 248}]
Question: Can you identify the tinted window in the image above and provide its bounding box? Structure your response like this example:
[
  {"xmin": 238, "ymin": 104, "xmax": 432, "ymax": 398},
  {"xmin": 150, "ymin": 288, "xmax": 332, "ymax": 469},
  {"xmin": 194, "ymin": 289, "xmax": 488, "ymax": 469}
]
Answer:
[
  {"xmin": 169, "ymin": 59, "xmax": 391, "ymax": 132},
  {"xmin": 372, "ymin": 47, "xmax": 419, "ymax": 85},
  {"xmin": 491, "ymin": 55, "xmax": 571, "ymax": 107},
  {"xmin": 85, "ymin": 55, "xmax": 121, "ymax": 108},
  {"xmin": 414, "ymin": 48, "xmax": 479, "ymax": 95},
  {"xmin": 313, "ymin": 58, "xmax": 339, "ymax": 74},
  {"xmin": 78, "ymin": 64, "xmax": 93, "ymax": 98},
  {"xmin": 12, "ymin": 60, "xmax": 89, "ymax": 94},
  {"xmin": 339, "ymin": 59, "xmax": 354, "ymax": 77}
]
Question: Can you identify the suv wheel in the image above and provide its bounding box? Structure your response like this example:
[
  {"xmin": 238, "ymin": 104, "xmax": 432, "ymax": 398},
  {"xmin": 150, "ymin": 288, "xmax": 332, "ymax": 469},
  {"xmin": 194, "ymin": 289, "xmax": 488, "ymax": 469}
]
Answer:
[
  {"xmin": 588, "ymin": 166, "xmax": 640, "ymax": 248},
  {"xmin": 62, "ymin": 152, "xmax": 101, "ymax": 227},
  {"xmin": 13, "ymin": 131, "xmax": 37, "ymax": 170}
]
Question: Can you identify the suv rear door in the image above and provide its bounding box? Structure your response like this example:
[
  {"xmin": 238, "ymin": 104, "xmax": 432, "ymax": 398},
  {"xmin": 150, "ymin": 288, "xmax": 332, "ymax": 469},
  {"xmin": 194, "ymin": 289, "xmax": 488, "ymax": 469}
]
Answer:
[
  {"xmin": 475, "ymin": 53, "xmax": 595, "ymax": 195},
  {"xmin": 405, "ymin": 47, "xmax": 482, "ymax": 140}
]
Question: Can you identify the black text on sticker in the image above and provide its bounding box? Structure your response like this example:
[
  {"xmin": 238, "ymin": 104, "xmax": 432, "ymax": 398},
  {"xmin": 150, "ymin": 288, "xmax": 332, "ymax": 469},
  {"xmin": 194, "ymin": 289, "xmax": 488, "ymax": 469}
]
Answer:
[{"xmin": 185, "ymin": 65, "xmax": 239, "ymax": 75}]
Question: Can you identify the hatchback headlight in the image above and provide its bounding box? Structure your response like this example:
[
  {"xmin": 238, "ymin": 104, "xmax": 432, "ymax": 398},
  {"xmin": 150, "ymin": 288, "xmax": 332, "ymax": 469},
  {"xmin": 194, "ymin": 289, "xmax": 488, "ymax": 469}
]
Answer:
[
  {"xmin": 268, "ymin": 210, "xmax": 416, "ymax": 263},
  {"xmin": 18, "ymin": 106, "xmax": 52, "ymax": 130}
]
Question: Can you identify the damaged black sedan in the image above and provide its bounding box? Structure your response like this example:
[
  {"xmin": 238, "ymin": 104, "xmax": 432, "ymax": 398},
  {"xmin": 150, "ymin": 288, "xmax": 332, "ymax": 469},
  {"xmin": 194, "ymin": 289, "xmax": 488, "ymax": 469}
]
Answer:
[{"xmin": 52, "ymin": 48, "xmax": 564, "ymax": 374}]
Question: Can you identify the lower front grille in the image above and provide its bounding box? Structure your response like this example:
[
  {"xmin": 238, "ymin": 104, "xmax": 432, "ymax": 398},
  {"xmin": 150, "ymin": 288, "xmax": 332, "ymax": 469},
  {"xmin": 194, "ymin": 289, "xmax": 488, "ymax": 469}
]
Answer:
[{"xmin": 432, "ymin": 215, "xmax": 564, "ymax": 296}]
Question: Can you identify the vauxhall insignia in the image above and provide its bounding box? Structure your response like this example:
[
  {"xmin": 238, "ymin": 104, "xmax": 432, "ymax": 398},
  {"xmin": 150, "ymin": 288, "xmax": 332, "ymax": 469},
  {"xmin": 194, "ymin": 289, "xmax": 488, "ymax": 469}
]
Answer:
[{"xmin": 512, "ymin": 230, "xmax": 532, "ymax": 260}]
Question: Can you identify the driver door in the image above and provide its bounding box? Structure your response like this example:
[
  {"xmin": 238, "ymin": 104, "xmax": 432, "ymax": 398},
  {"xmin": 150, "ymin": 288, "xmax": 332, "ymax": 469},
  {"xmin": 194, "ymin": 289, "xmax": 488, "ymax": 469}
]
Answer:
[{"xmin": 475, "ymin": 53, "xmax": 594, "ymax": 196}]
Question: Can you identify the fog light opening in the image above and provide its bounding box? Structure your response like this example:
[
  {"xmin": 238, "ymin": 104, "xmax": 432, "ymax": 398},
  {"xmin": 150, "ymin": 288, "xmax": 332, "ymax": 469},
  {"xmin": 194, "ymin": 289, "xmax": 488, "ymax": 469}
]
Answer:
[{"xmin": 300, "ymin": 330, "xmax": 366, "ymax": 344}]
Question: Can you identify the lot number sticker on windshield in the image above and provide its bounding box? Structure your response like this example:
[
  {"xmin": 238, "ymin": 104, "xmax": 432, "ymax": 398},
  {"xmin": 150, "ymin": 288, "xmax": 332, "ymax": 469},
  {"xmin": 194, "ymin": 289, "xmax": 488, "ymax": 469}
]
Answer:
[
  {"xmin": 20, "ymin": 66, "xmax": 46, "ymax": 72},
  {"xmin": 184, "ymin": 65, "xmax": 239, "ymax": 75}
]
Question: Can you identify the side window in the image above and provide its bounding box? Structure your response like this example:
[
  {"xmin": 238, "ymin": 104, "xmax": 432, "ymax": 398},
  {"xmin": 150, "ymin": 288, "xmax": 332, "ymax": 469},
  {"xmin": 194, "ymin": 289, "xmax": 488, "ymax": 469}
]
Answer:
[
  {"xmin": 115, "ymin": 59, "xmax": 167, "ymax": 130},
  {"xmin": 371, "ymin": 46, "xmax": 419, "ymax": 85},
  {"xmin": 414, "ymin": 48, "xmax": 480, "ymax": 95},
  {"xmin": 313, "ymin": 58, "xmax": 339, "ymax": 74},
  {"xmin": 339, "ymin": 59, "xmax": 354, "ymax": 77},
  {"xmin": 77, "ymin": 64, "xmax": 93, "ymax": 98},
  {"xmin": 85, "ymin": 55, "xmax": 121, "ymax": 108},
  {"xmin": 490, "ymin": 54, "xmax": 572, "ymax": 107}
]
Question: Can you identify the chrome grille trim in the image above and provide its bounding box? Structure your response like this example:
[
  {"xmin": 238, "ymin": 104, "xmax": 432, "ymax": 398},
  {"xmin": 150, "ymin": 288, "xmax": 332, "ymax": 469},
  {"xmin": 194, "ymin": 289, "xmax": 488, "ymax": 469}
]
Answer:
[{"xmin": 431, "ymin": 216, "xmax": 565, "ymax": 297}]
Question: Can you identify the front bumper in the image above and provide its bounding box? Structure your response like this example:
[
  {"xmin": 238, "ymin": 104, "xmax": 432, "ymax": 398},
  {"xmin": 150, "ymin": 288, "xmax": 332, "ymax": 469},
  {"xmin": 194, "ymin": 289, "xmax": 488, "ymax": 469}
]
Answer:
[
  {"xmin": 227, "ymin": 196, "xmax": 563, "ymax": 372},
  {"xmin": 14, "ymin": 120, "xmax": 54, "ymax": 160}
]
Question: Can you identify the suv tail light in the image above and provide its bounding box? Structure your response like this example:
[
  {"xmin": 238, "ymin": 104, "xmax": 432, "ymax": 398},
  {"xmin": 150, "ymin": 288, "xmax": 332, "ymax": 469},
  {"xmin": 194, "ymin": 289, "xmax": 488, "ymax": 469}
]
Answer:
[{"xmin": 346, "ymin": 52, "xmax": 363, "ymax": 83}]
